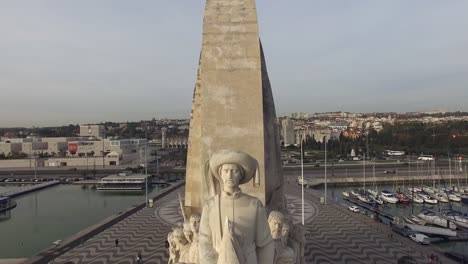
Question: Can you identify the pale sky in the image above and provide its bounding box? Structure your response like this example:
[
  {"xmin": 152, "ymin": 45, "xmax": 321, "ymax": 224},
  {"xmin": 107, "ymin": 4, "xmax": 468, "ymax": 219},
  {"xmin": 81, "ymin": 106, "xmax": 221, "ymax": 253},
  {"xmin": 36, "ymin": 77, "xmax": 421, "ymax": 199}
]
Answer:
[{"xmin": 1, "ymin": 1, "xmax": 468, "ymax": 127}]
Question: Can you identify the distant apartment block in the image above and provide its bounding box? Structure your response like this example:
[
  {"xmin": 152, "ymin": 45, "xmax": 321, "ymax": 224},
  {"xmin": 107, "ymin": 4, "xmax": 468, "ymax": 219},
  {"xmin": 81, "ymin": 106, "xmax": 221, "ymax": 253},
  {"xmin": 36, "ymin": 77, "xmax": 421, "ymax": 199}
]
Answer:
[
  {"xmin": 282, "ymin": 118, "xmax": 295, "ymax": 146},
  {"xmin": 0, "ymin": 125, "xmax": 149, "ymax": 168},
  {"xmin": 80, "ymin": 124, "xmax": 105, "ymax": 139}
]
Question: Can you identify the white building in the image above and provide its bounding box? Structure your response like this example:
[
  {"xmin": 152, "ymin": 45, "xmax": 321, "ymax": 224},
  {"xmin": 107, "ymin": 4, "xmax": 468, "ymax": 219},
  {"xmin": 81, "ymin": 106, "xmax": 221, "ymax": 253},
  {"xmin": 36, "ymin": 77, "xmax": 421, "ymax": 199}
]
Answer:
[
  {"xmin": 80, "ymin": 124, "xmax": 105, "ymax": 139},
  {"xmin": 282, "ymin": 118, "xmax": 295, "ymax": 146}
]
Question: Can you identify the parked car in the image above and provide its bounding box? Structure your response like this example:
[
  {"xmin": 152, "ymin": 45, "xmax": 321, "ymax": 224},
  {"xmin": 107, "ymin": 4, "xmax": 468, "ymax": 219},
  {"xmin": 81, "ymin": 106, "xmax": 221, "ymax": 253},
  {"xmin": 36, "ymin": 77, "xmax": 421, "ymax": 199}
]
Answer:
[
  {"xmin": 418, "ymin": 155, "xmax": 434, "ymax": 161},
  {"xmin": 348, "ymin": 206, "xmax": 360, "ymax": 213},
  {"xmin": 409, "ymin": 233, "xmax": 430, "ymax": 245}
]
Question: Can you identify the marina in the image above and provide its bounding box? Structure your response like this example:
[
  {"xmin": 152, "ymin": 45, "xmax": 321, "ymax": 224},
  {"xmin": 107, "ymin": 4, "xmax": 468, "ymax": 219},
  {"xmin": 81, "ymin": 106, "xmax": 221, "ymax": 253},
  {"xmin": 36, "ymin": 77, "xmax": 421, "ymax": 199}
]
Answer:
[
  {"xmin": 0, "ymin": 182, "xmax": 167, "ymax": 259},
  {"xmin": 318, "ymin": 183, "xmax": 468, "ymax": 257},
  {"xmin": 0, "ymin": 180, "xmax": 60, "ymax": 198}
]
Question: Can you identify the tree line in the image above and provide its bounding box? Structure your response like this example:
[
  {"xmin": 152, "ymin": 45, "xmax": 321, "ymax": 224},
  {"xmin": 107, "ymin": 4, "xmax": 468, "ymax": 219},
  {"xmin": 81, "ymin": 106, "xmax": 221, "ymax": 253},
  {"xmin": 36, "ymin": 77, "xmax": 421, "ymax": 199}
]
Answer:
[{"xmin": 301, "ymin": 121, "xmax": 468, "ymax": 159}]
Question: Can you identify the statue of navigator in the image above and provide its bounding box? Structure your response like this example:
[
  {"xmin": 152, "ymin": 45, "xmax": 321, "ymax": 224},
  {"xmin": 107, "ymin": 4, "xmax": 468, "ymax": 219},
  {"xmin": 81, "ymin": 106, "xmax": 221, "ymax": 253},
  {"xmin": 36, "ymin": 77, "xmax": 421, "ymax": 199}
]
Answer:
[{"xmin": 199, "ymin": 150, "xmax": 274, "ymax": 264}]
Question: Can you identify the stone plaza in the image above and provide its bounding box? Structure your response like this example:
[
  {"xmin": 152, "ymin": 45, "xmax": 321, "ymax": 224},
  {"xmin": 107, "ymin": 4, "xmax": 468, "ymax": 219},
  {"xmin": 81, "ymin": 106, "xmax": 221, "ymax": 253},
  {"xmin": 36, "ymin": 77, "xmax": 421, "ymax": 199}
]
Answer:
[{"xmin": 49, "ymin": 180, "xmax": 455, "ymax": 263}]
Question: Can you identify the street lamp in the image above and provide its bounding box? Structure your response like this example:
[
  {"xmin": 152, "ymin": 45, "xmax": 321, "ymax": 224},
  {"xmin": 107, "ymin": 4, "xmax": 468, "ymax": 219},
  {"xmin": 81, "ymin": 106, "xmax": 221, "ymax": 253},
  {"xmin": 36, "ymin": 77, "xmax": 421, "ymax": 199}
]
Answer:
[{"xmin": 145, "ymin": 128, "xmax": 148, "ymax": 208}]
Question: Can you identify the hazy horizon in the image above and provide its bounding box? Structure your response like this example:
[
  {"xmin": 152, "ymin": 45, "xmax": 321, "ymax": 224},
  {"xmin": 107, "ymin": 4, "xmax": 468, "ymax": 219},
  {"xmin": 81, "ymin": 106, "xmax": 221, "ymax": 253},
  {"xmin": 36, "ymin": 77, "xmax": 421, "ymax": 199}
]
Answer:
[{"xmin": 2, "ymin": 1, "xmax": 468, "ymax": 127}]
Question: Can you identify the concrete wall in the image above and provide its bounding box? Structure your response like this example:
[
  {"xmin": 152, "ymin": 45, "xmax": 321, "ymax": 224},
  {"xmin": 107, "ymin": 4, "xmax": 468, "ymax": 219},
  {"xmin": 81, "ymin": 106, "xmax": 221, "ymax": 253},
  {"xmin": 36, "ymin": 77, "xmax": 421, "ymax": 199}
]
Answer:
[
  {"xmin": 44, "ymin": 157, "xmax": 119, "ymax": 167},
  {"xmin": 0, "ymin": 159, "xmax": 33, "ymax": 168}
]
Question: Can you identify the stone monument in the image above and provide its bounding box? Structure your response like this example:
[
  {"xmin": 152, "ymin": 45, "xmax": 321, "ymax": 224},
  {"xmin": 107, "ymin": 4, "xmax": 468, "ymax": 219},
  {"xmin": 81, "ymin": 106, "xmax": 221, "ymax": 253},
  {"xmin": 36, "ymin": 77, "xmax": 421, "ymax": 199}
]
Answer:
[
  {"xmin": 184, "ymin": 0, "xmax": 284, "ymax": 215},
  {"xmin": 167, "ymin": 0, "xmax": 304, "ymax": 263}
]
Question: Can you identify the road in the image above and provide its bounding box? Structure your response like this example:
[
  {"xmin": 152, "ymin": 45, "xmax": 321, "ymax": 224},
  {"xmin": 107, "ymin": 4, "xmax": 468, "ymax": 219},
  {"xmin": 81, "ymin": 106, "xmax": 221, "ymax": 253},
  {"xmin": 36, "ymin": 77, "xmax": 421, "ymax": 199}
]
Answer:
[{"xmin": 283, "ymin": 165, "xmax": 467, "ymax": 180}]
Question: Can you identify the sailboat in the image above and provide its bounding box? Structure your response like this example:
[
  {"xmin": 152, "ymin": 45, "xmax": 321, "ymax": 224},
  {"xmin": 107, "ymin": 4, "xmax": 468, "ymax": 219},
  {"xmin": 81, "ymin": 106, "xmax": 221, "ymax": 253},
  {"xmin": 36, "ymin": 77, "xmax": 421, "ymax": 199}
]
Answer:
[
  {"xmin": 342, "ymin": 176, "xmax": 350, "ymax": 197},
  {"xmin": 381, "ymin": 190, "xmax": 399, "ymax": 203},
  {"xmin": 367, "ymin": 160, "xmax": 379, "ymax": 196},
  {"xmin": 441, "ymin": 209, "xmax": 468, "ymax": 229},
  {"xmin": 419, "ymin": 193, "xmax": 438, "ymax": 204},
  {"xmin": 418, "ymin": 209, "xmax": 457, "ymax": 230},
  {"xmin": 357, "ymin": 154, "xmax": 372, "ymax": 204}
]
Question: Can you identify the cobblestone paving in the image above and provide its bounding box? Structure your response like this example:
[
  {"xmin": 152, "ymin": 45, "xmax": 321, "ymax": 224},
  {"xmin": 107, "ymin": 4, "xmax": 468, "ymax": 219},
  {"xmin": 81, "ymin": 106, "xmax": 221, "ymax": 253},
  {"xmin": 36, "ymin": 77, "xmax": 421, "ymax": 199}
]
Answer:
[
  {"xmin": 291, "ymin": 183, "xmax": 455, "ymax": 264},
  {"xmin": 52, "ymin": 184, "xmax": 455, "ymax": 264}
]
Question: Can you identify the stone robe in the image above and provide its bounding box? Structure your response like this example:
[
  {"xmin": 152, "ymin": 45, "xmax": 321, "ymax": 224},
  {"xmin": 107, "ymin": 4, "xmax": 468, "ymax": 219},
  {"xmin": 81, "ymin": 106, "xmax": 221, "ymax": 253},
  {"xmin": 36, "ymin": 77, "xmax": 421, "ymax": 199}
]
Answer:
[{"xmin": 199, "ymin": 191, "xmax": 274, "ymax": 264}]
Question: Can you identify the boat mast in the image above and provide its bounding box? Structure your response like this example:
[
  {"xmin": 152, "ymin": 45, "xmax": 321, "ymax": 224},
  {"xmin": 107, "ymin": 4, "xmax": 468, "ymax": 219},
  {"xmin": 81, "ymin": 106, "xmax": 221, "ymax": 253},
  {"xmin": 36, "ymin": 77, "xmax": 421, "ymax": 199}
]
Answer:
[
  {"xmin": 324, "ymin": 138, "xmax": 327, "ymax": 205},
  {"xmin": 465, "ymin": 165, "xmax": 467, "ymax": 186},
  {"xmin": 449, "ymin": 157, "xmax": 452, "ymax": 188},
  {"xmin": 410, "ymin": 155, "xmax": 414, "ymax": 214},
  {"xmin": 373, "ymin": 159, "xmax": 376, "ymax": 190},
  {"xmin": 363, "ymin": 153, "xmax": 366, "ymax": 191},
  {"xmin": 145, "ymin": 128, "xmax": 148, "ymax": 208},
  {"xmin": 301, "ymin": 135, "xmax": 304, "ymax": 225}
]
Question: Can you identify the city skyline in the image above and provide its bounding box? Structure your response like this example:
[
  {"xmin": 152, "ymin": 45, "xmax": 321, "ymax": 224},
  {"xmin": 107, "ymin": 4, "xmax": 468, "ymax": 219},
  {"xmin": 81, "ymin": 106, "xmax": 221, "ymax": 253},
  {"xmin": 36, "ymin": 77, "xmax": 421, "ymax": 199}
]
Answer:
[{"xmin": 2, "ymin": 0, "xmax": 468, "ymax": 127}]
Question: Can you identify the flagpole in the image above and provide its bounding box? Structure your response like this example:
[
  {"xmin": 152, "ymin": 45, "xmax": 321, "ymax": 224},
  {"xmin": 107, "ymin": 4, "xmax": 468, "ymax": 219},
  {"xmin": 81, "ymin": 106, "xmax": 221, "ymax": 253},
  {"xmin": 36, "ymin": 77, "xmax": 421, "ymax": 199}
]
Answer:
[{"xmin": 301, "ymin": 135, "xmax": 304, "ymax": 225}]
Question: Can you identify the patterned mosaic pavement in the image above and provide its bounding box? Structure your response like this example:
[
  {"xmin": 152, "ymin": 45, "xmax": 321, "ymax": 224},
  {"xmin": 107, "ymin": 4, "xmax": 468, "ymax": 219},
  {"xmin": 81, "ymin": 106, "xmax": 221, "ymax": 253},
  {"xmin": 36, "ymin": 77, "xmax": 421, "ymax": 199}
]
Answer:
[{"xmin": 51, "ymin": 184, "xmax": 455, "ymax": 264}]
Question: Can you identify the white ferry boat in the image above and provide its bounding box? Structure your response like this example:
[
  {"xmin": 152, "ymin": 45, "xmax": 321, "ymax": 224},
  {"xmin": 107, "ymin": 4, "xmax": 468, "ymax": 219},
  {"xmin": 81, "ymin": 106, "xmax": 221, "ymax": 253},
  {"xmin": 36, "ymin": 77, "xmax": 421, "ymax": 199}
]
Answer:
[{"xmin": 97, "ymin": 172, "xmax": 150, "ymax": 191}]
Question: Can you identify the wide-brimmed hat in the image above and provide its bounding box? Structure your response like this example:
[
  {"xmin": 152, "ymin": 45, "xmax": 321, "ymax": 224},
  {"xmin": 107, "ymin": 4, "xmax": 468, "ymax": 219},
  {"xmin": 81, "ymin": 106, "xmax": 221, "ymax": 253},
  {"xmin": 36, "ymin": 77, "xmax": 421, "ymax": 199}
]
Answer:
[{"xmin": 209, "ymin": 150, "xmax": 258, "ymax": 185}]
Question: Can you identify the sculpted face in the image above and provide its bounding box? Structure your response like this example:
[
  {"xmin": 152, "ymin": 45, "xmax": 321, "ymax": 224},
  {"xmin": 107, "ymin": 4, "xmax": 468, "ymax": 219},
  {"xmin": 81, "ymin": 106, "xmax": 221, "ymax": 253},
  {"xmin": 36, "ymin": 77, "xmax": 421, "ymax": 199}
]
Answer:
[
  {"xmin": 282, "ymin": 223, "xmax": 290, "ymax": 240},
  {"xmin": 269, "ymin": 217, "xmax": 283, "ymax": 240},
  {"xmin": 173, "ymin": 228, "xmax": 189, "ymax": 246},
  {"xmin": 190, "ymin": 215, "xmax": 201, "ymax": 234},
  {"xmin": 220, "ymin": 164, "xmax": 243, "ymax": 190},
  {"xmin": 183, "ymin": 222, "xmax": 193, "ymax": 242}
]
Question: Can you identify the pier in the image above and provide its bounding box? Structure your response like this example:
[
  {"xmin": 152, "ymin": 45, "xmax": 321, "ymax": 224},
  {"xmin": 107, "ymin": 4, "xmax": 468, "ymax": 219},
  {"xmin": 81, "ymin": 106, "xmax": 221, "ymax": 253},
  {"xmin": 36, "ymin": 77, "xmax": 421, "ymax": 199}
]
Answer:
[
  {"xmin": 342, "ymin": 196, "xmax": 395, "ymax": 219},
  {"xmin": 0, "ymin": 181, "xmax": 60, "ymax": 198}
]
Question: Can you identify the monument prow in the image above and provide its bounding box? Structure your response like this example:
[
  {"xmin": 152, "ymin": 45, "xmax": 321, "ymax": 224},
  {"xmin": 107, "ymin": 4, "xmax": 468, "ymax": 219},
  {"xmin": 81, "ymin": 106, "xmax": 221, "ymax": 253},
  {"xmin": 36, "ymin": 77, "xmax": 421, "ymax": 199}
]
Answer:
[
  {"xmin": 169, "ymin": 0, "xmax": 305, "ymax": 263},
  {"xmin": 185, "ymin": 0, "xmax": 284, "ymax": 215}
]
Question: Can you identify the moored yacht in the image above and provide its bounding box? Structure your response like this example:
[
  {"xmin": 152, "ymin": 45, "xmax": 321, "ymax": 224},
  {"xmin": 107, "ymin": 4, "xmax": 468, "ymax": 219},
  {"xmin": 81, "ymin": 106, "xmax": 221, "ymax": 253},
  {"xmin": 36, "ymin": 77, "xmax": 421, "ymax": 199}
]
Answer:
[
  {"xmin": 422, "ymin": 186, "xmax": 436, "ymax": 194},
  {"xmin": 408, "ymin": 187, "xmax": 422, "ymax": 193},
  {"xmin": 419, "ymin": 193, "xmax": 438, "ymax": 204},
  {"xmin": 370, "ymin": 195, "xmax": 384, "ymax": 205},
  {"xmin": 396, "ymin": 192, "xmax": 410, "ymax": 204},
  {"xmin": 380, "ymin": 190, "xmax": 398, "ymax": 204},
  {"xmin": 357, "ymin": 194, "xmax": 373, "ymax": 204},
  {"xmin": 418, "ymin": 209, "xmax": 457, "ymax": 230},
  {"xmin": 367, "ymin": 188, "xmax": 378, "ymax": 197},
  {"xmin": 461, "ymin": 195, "xmax": 468, "ymax": 204},
  {"xmin": 97, "ymin": 172, "xmax": 151, "ymax": 191},
  {"xmin": 442, "ymin": 210, "xmax": 468, "ymax": 229},
  {"xmin": 448, "ymin": 193, "xmax": 461, "ymax": 202},
  {"xmin": 408, "ymin": 193, "xmax": 424, "ymax": 204},
  {"xmin": 351, "ymin": 189, "xmax": 360, "ymax": 197},
  {"xmin": 342, "ymin": 190, "xmax": 350, "ymax": 197},
  {"xmin": 434, "ymin": 193, "xmax": 449, "ymax": 203}
]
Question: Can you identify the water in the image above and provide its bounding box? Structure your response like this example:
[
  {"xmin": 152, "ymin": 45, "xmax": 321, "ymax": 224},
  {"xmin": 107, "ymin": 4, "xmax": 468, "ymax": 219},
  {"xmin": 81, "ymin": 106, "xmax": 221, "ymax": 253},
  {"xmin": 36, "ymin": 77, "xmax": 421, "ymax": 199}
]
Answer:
[
  {"xmin": 317, "ymin": 185, "xmax": 468, "ymax": 256},
  {"xmin": 0, "ymin": 183, "xmax": 164, "ymax": 259}
]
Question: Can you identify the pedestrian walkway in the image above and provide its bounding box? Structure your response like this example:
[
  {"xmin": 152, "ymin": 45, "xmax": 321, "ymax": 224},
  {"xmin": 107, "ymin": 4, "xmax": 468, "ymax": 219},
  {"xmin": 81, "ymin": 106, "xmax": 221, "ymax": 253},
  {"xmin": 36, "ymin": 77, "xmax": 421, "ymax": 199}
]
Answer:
[{"xmin": 51, "ymin": 183, "xmax": 456, "ymax": 263}]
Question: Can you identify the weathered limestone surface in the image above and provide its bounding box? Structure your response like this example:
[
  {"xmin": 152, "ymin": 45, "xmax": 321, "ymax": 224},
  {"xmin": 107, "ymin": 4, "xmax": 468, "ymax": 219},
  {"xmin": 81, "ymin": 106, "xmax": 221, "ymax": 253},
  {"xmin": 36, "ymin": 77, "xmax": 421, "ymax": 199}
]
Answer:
[{"xmin": 185, "ymin": 0, "xmax": 283, "ymax": 213}]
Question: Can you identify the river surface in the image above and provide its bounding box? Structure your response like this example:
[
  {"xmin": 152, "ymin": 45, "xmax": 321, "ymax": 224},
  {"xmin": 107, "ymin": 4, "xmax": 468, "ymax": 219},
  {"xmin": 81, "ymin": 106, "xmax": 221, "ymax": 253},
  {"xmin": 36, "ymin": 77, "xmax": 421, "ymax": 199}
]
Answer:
[
  {"xmin": 313, "ymin": 184, "xmax": 468, "ymax": 256},
  {"xmin": 0, "ymin": 183, "xmax": 165, "ymax": 259}
]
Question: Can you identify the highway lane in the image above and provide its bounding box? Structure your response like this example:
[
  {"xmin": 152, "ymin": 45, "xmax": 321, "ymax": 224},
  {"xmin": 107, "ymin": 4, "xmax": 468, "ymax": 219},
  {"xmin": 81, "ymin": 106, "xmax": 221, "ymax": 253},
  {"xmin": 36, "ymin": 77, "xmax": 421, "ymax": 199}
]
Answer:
[{"xmin": 283, "ymin": 165, "xmax": 467, "ymax": 179}]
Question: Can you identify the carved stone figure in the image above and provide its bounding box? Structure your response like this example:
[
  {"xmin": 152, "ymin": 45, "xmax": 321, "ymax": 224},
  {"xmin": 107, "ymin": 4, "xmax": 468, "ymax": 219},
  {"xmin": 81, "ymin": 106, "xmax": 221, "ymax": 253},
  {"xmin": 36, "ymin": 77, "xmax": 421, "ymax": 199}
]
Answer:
[
  {"xmin": 184, "ymin": 222, "xmax": 194, "ymax": 243},
  {"xmin": 199, "ymin": 150, "xmax": 274, "ymax": 264},
  {"xmin": 168, "ymin": 231, "xmax": 177, "ymax": 264},
  {"xmin": 268, "ymin": 211, "xmax": 286, "ymax": 263},
  {"xmin": 276, "ymin": 247, "xmax": 296, "ymax": 264},
  {"xmin": 188, "ymin": 214, "xmax": 201, "ymax": 264},
  {"xmin": 289, "ymin": 224, "xmax": 305, "ymax": 264},
  {"xmin": 281, "ymin": 222, "xmax": 290, "ymax": 248},
  {"xmin": 172, "ymin": 226, "xmax": 191, "ymax": 264}
]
